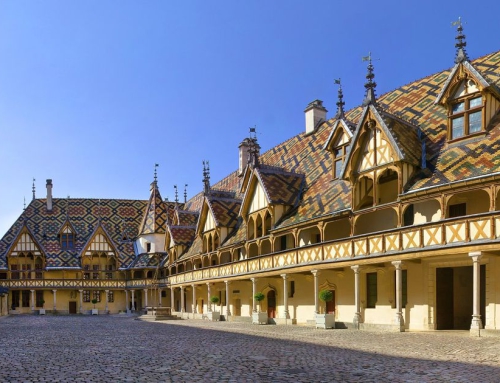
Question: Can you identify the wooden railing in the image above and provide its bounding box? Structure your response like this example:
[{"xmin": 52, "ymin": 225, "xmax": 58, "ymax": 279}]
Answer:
[{"xmin": 168, "ymin": 212, "xmax": 500, "ymax": 284}]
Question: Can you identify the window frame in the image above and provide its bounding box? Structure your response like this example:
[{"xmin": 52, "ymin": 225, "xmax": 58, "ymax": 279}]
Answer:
[
  {"xmin": 366, "ymin": 272, "xmax": 377, "ymax": 309},
  {"xmin": 449, "ymin": 92, "xmax": 484, "ymax": 141}
]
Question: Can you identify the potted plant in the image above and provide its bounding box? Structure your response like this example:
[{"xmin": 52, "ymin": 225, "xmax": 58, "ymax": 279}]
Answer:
[
  {"xmin": 207, "ymin": 296, "xmax": 220, "ymax": 321},
  {"xmin": 252, "ymin": 292, "xmax": 267, "ymax": 324},
  {"xmin": 91, "ymin": 298, "xmax": 98, "ymax": 315},
  {"xmin": 316, "ymin": 290, "xmax": 335, "ymax": 329},
  {"xmin": 39, "ymin": 299, "xmax": 46, "ymax": 315}
]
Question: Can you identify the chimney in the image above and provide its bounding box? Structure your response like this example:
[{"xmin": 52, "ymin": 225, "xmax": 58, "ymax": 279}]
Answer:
[
  {"xmin": 46, "ymin": 179, "xmax": 53, "ymax": 211},
  {"xmin": 304, "ymin": 100, "xmax": 327, "ymax": 134},
  {"xmin": 239, "ymin": 138, "xmax": 251, "ymax": 176}
]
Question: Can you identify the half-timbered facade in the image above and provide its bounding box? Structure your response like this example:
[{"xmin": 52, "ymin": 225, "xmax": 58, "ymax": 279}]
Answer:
[{"xmin": 1, "ymin": 27, "xmax": 500, "ymax": 335}]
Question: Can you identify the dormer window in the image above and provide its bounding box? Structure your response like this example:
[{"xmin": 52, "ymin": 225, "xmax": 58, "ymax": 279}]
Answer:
[
  {"xmin": 327, "ymin": 129, "xmax": 350, "ymax": 179},
  {"xmin": 449, "ymin": 80, "xmax": 483, "ymax": 140},
  {"xmin": 60, "ymin": 225, "xmax": 75, "ymax": 250}
]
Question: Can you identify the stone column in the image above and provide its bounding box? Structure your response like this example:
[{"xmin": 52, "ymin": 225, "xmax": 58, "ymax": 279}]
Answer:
[
  {"xmin": 192, "ymin": 284, "xmax": 197, "ymax": 314},
  {"xmin": 281, "ymin": 274, "xmax": 289, "ymax": 319},
  {"xmin": 351, "ymin": 266, "xmax": 361, "ymax": 329},
  {"xmin": 52, "ymin": 290, "xmax": 57, "ymax": 311},
  {"xmin": 158, "ymin": 289, "xmax": 162, "ymax": 307},
  {"xmin": 392, "ymin": 261, "xmax": 405, "ymax": 332},
  {"xmin": 131, "ymin": 290, "xmax": 135, "ymax": 312},
  {"xmin": 311, "ymin": 270, "xmax": 319, "ymax": 314},
  {"xmin": 125, "ymin": 290, "xmax": 129, "ymax": 313},
  {"xmin": 224, "ymin": 280, "xmax": 231, "ymax": 318},
  {"xmin": 30, "ymin": 290, "xmax": 35, "ymax": 311},
  {"xmin": 180, "ymin": 286, "xmax": 185, "ymax": 314},
  {"xmin": 2, "ymin": 295, "xmax": 7, "ymax": 316},
  {"xmin": 143, "ymin": 289, "xmax": 148, "ymax": 309},
  {"xmin": 78, "ymin": 290, "xmax": 83, "ymax": 313},
  {"xmin": 207, "ymin": 283, "xmax": 212, "ymax": 312},
  {"xmin": 469, "ymin": 251, "xmax": 483, "ymax": 336},
  {"xmin": 251, "ymin": 278, "xmax": 257, "ymax": 312},
  {"xmin": 105, "ymin": 290, "xmax": 109, "ymax": 313},
  {"xmin": 170, "ymin": 287, "xmax": 175, "ymax": 312}
]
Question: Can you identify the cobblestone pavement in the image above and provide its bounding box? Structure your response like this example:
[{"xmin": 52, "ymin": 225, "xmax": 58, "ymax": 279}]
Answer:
[{"xmin": 0, "ymin": 315, "xmax": 499, "ymax": 382}]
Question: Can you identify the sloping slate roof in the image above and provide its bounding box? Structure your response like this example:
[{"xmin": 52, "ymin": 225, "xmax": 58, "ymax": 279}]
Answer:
[
  {"xmin": 0, "ymin": 198, "xmax": 146, "ymax": 269},
  {"xmin": 128, "ymin": 252, "xmax": 165, "ymax": 269},
  {"xmin": 379, "ymin": 111, "xmax": 421, "ymax": 165},
  {"xmin": 180, "ymin": 235, "xmax": 203, "ymax": 259},
  {"xmin": 176, "ymin": 210, "xmax": 198, "ymax": 226},
  {"xmin": 207, "ymin": 197, "xmax": 242, "ymax": 227},
  {"xmin": 256, "ymin": 166, "xmax": 304, "ymax": 206},
  {"xmin": 139, "ymin": 182, "xmax": 168, "ymax": 235},
  {"xmin": 169, "ymin": 226, "xmax": 196, "ymax": 246}
]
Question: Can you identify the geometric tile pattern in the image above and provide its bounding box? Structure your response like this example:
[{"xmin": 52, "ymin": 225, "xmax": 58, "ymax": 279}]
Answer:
[
  {"xmin": 256, "ymin": 166, "xmax": 304, "ymax": 206},
  {"xmin": 139, "ymin": 182, "xmax": 168, "ymax": 235}
]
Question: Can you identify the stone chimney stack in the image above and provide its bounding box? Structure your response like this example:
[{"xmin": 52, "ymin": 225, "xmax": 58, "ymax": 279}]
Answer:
[
  {"xmin": 46, "ymin": 179, "xmax": 53, "ymax": 211},
  {"xmin": 304, "ymin": 100, "xmax": 327, "ymax": 134}
]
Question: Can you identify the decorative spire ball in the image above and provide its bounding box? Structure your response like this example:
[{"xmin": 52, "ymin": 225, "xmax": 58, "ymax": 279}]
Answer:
[{"xmin": 453, "ymin": 17, "xmax": 469, "ymax": 64}]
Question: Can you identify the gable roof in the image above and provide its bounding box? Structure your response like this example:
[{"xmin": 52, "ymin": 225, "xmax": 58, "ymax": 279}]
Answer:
[{"xmin": 139, "ymin": 182, "xmax": 168, "ymax": 235}]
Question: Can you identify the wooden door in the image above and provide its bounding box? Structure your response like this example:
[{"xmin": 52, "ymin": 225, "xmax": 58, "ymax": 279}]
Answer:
[
  {"xmin": 69, "ymin": 301, "xmax": 77, "ymax": 314},
  {"xmin": 326, "ymin": 290, "xmax": 335, "ymax": 314},
  {"xmin": 234, "ymin": 299, "xmax": 241, "ymax": 316},
  {"xmin": 436, "ymin": 267, "xmax": 454, "ymax": 330},
  {"xmin": 267, "ymin": 290, "xmax": 276, "ymax": 318}
]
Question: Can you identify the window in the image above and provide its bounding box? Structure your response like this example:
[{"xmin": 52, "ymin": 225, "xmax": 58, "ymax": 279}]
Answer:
[
  {"xmin": 146, "ymin": 242, "xmax": 151, "ymax": 253},
  {"xmin": 11, "ymin": 264, "xmax": 19, "ymax": 280},
  {"xmin": 450, "ymin": 90, "xmax": 483, "ymax": 140},
  {"xmin": 92, "ymin": 265, "xmax": 99, "ymax": 280},
  {"xmin": 61, "ymin": 233, "xmax": 75, "ymax": 250},
  {"xmin": 449, "ymin": 203, "xmax": 466, "ymax": 218},
  {"xmin": 107, "ymin": 291, "xmax": 114, "ymax": 303},
  {"xmin": 92, "ymin": 290, "xmax": 101, "ymax": 303},
  {"xmin": 394, "ymin": 270, "xmax": 407, "ymax": 308},
  {"xmin": 12, "ymin": 291, "xmax": 20, "ymax": 308},
  {"xmin": 105, "ymin": 265, "xmax": 113, "ymax": 279},
  {"xmin": 83, "ymin": 265, "xmax": 90, "ymax": 280},
  {"xmin": 83, "ymin": 290, "xmax": 91, "ymax": 302},
  {"xmin": 366, "ymin": 273, "xmax": 377, "ymax": 308}
]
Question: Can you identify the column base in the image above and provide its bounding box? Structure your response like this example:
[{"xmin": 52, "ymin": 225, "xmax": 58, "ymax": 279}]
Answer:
[
  {"xmin": 353, "ymin": 313, "xmax": 362, "ymax": 330},
  {"xmin": 470, "ymin": 316, "xmax": 483, "ymax": 337},
  {"xmin": 394, "ymin": 313, "xmax": 405, "ymax": 332}
]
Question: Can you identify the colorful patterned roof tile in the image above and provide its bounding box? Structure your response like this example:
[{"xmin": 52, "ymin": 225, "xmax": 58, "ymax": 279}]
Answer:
[
  {"xmin": 128, "ymin": 252, "xmax": 166, "ymax": 269},
  {"xmin": 206, "ymin": 196, "xmax": 241, "ymax": 228},
  {"xmin": 169, "ymin": 226, "xmax": 196, "ymax": 247},
  {"xmin": 139, "ymin": 182, "xmax": 168, "ymax": 235},
  {"xmin": 256, "ymin": 166, "xmax": 304, "ymax": 206}
]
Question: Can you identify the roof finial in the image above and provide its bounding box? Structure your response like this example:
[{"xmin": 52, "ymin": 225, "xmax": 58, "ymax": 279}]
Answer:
[
  {"xmin": 154, "ymin": 163, "xmax": 159, "ymax": 183},
  {"xmin": 32, "ymin": 178, "xmax": 36, "ymax": 200},
  {"xmin": 452, "ymin": 17, "xmax": 469, "ymax": 63},
  {"xmin": 174, "ymin": 184, "xmax": 179, "ymax": 204},
  {"xmin": 362, "ymin": 52, "xmax": 377, "ymax": 106},
  {"xmin": 184, "ymin": 184, "xmax": 188, "ymax": 203},
  {"xmin": 334, "ymin": 78, "xmax": 345, "ymax": 119},
  {"xmin": 203, "ymin": 160, "xmax": 211, "ymax": 195},
  {"xmin": 23, "ymin": 196, "xmax": 26, "ymax": 211}
]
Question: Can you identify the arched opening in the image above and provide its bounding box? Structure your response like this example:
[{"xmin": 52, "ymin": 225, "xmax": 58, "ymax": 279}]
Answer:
[
  {"xmin": 177, "ymin": 264, "xmax": 185, "ymax": 273},
  {"xmin": 377, "ymin": 168, "xmax": 399, "ymax": 204},
  {"xmin": 275, "ymin": 233, "xmax": 294, "ymax": 251},
  {"xmin": 324, "ymin": 218, "xmax": 351, "ymax": 241},
  {"xmin": 447, "ymin": 189, "xmax": 490, "ymax": 218},
  {"xmin": 298, "ymin": 227, "xmax": 321, "ymax": 247},
  {"xmin": 355, "ymin": 176, "xmax": 374, "ymax": 210},
  {"xmin": 247, "ymin": 216, "xmax": 255, "ymax": 239},
  {"xmin": 260, "ymin": 239, "xmax": 272, "ymax": 256},
  {"xmin": 264, "ymin": 212, "xmax": 272, "ymax": 236},
  {"xmin": 248, "ymin": 243, "xmax": 259, "ymax": 258},
  {"xmin": 202, "ymin": 257, "xmax": 210, "ymax": 268},
  {"xmin": 134, "ymin": 270, "xmax": 144, "ymax": 279},
  {"xmin": 185, "ymin": 260, "xmax": 193, "ymax": 271},
  {"xmin": 256, "ymin": 215, "xmax": 263, "ymax": 238},
  {"xmin": 267, "ymin": 290, "xmax": 276, "ymax": 318},
  {"xmin": 354, "ymin": 208, "xmax": 397, "ymax": 235},
  {"xmin": 220, "ymin": 251, "xmax": 231, "ymax": 264}
]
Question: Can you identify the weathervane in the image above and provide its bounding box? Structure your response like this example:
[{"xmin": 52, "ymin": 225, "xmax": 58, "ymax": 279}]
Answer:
[
  {"xmin": 32, "ymin": 178, "xmax": 36, "ymax": 200},
  {"xmin": 154, "ymin": 163, "xmax": 159, "ymax": 182},
  {"xmin": 174, "ymin": 185, "xmax": 179, "ymax": 204},
  {"xmin": 184, "ymin": 184, "xmax": 188, "ymax": 203},
  {"xmin": 452, "ymin": 17, "xmax": 468, "ymax": 63},
  {"xmin": 334, "ymin": 78, "xmax": 345, "ymax": 119},
  {"xmin": 362, "ymin": 52, "xmax": 378, "ymax": 105},
  {"xmin": 203, "ymin": 161, "xmax": 211, "ymax": 195},
  {"xmin": 23, "ymin": 196, "xmax": 26, "ymax": 211}
]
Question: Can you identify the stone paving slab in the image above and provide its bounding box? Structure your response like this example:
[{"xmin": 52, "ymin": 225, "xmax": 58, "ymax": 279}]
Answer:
[{"xmin": 0, "ymin": 315, "xmax": 499, "ymax": 382}]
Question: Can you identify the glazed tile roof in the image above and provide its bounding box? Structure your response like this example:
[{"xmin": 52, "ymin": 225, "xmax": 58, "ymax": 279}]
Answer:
[
  {"xmin": 0, "ymin": 198, "xmax": 146, "ymax": 269},
  {"xmin": 169, "ymin": 226, "xmax": 196, "ymax": 247},
  {"xmin": 205, "ymin": 190, "xmax": 242, "ymax": 228},
  {"xmin": 255, "ymin": 166, "xmax": 304, "ymax": 206},
  {"xmin": 176, "ymin": 209, "xmax": 198, "ymax": 226},
  {"xmin": 139, "ymin": 182, "xmax": 168, "ymax": 235},
  {"xmin": 128, "ymin": 252, "xmax": 166, "ymax": 269}
]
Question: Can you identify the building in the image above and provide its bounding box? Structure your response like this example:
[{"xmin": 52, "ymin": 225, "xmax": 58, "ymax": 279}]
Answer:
[{"xmin": 2, "ymin": 24, "xmax": 500, "ymax": 335}]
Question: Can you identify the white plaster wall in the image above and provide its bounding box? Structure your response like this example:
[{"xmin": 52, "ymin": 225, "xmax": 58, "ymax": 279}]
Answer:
[
  {"xmin": 135, "ymin": 233, "xmax": 165, "ymax": 254},
  {"xmin": 413, "ymin": 200, "xmax": 441, "ymax": 224}
]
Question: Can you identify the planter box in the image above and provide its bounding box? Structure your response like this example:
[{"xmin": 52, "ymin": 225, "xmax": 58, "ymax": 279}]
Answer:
[
  {"xmin": 206, "ymin": 311, "xmax": 220, "ymax": 321},
  {"xmin": 252, "ymin": 311, "xmax": 268, "ymax": 325},
  {"xmin": 39, "ymin": 309, "xmax": 46, "ymax": 315},
  {"xmin": 92, "ymin": 309, "xmax": 98, "ymax": 315},
  {"xmin": 315, "ymin": 313, "xmax": 335, "ymax": 329}
]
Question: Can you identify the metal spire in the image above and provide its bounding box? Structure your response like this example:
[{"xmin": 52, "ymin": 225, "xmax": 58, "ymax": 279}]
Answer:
[
  {"xmin": 184, "ymin": 184, "xmax": 188, "ymax": 203},
  {"xmin": 452, "ymin": 17, "xmax": 469, "ymax": 63},
  {"xmin": 174, "ymin": 185, "xmax": 179, "ymax": 204},
  {"xmin": 23, "ymin": 197, "xmax": 26, "ymax": 211},
  {"xmin": 154, "ymin": 163, "xmax": 159, "ymax": 183},
  {"xmin": 362, "ymin": 52, "xmax": 377, "ymax": 106},
  {"xmin": 203, "ymin": 161, "xmax": 211, "ymax": 195},
  {"xmin": 334, "ymin": 78, "xmax": 345, "ymax": 119},
  {"xmin": 32, "ymin": 178, "xmax": 36, "ymax": 200},
  {"xmin": 248, "ymin": 126, "xmax": 260, "ymax": 168}
]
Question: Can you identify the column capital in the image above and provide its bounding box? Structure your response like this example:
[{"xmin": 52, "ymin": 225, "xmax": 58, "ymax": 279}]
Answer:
[
  {"xmin": 143, "ymin": 288, "xmax": 148, "ymax": 292},
  {"xmin": 30, "ymin": 289, "xmax": 35, "ymax": 293},
  {"xmin": 280, "ymin": 273, "xmax": 288, "ymax": 280},
  {"xmin": 52, "ymin": 289, "xmax": 57, "ymax": 293},
  {"xmin": 79, "ymin": 289, "xmax": 84, "ymax": 293},
  {"xmin": 180, "ymin": 285, "xmax": 185, "ymax": 290},
  {"xmin": 250, "ymin": 277, "xmax": 256, "ymax": 283},
  {"xmin": 224, "ymin": 280, "xmax": 230, "ymax": 285},
  {"xmin": 104, "ymin": 290, "xmax": 109, "ymax": 293},
  {"xmin": 469, "ymin": 251, "xmax": 483, "ymax": 261},
  {"xmin": 391, "ymin": 260, "xmax": 403, "ymax": 269},
  {"xmin": 191, "ymin": 283, "xmax": 196, "ymax": 288},
  {"xmin": 351, "ymin": 265, "xmax": 360, "ymax": 273},
  {"xmin": 311, "ymin": 269, "xmax": 318, "ymax": 276}
]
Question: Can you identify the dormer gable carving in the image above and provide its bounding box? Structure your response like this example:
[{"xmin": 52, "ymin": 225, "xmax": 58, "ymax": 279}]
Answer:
[
  {"xmin": 80, "ymin": 225, "xmax": 119, "ymax": 275},
  {"xmin": 6, "ymin": 226, "xmax": 45, "ymax": 278},
  {"xmin": 57, "ymin": 221, "xmax": 76, "ymax": 250},
  {"xmin": 324, "ymin": 119, "xmax": 354, "ymax": 179}
]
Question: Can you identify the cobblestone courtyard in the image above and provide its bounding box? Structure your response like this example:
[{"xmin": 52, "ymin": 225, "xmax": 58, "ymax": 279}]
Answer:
[{"xmin": 0, "ymin": 315, "xmax": 499, "ymax": 382}]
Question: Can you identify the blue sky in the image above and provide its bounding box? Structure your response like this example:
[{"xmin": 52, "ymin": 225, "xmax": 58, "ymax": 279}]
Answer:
[{"xmin": 0, "ymin": 0, "xmax": 498, "ymax": 236}]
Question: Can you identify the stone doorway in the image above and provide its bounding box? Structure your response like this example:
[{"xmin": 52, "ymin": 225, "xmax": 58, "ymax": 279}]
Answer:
[
  {"xmin": 69, "ymin": 301, "xmax": 77, "ymax": 314},
  {"xmin": 267, "ymin": 290, "xmax": 276, "ymax": 318}
]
